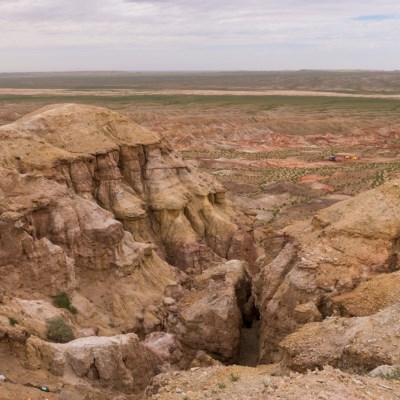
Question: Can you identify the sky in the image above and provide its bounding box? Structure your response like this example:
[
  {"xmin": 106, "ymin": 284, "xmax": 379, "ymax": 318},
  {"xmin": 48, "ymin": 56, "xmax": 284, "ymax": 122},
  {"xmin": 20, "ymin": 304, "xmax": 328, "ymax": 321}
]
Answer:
[{"xmin": 1, "ymin": 0, "xmax": 400, "ymax": 72}]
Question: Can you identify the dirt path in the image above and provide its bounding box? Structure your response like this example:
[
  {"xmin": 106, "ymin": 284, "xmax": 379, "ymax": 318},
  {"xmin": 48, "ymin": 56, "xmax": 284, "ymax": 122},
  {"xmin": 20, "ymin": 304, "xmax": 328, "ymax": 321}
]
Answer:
[{"xmin": 1, "ymin": 88, "xmax": 400, "ymax": 99}]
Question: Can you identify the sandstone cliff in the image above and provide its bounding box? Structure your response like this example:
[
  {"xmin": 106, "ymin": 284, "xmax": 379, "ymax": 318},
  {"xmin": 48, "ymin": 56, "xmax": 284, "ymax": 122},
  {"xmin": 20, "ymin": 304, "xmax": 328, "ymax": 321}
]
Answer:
[
  {"xmin": 253, "ymin": 179, "xmax": 400, "ymax": 363},
  {"xmin": 0, "ymin": 104, "xmax": 254, "ymax": 273},
  {"xmin": 0, "ymin": 104, "xmax": 256, "ymax": 397},
  {"xmin": 0, "ymin": 104, "xmax": 254, "ymax": 335}
]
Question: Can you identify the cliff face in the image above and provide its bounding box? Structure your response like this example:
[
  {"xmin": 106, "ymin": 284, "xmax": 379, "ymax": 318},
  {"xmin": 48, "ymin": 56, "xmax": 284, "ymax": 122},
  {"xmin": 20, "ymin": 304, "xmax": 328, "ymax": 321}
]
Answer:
[
  {"xmin": 0, "ymin": 104, "xmax": 258, "ymax": 398},
  {"xmin": 253, "ymin": 179, "xmax": 400, "ymax": 364},
  {"xmin": 0, "ymin": 104, "xmax": 255, "ymax": 334},
  {"xmin": 0, "ymin": 104, "xmax": 254, "ymax": 273}
]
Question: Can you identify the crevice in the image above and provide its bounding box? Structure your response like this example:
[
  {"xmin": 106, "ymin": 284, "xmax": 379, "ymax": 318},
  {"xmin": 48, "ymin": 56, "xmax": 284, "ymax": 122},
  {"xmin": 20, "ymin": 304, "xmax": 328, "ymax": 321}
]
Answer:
[
  {"xmin": 235, "ymin": 272, "xmax": 261, "ymax": 367},
  {"xmin": 87, "ymin": 359, "xmax": 100, "ymax": 380},
  {"xmin": 317, "ymin": 298, "xmax": 334, "ymax": 319},
  {"xmin": 238, "ymin": 322, "xmax": 260, "ymax": 367}
]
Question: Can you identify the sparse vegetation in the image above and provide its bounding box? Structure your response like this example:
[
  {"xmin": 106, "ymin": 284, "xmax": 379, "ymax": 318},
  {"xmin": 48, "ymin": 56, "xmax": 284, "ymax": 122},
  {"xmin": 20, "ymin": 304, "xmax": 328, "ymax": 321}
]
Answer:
[
  {"xmin": 52, "ymin": 292, "xmax": 78, "ymax": 315},
  {"xmin": 377, "ymin": 367, "xmax": 400, "ymax": 381},
  {"xmin": 218, "ymin": 383, "xmax": 226, "ymax": 390},
  {"xmin": 46, "ymin": 317, "xmax": 75, "ymax": 343},
  {"xmin": 229, "ymin": 373, "xmax": 240, "ymax": 382},
  {"xmin": 8, "ymin": 317, "xmax": 18, "ymax": 326}
]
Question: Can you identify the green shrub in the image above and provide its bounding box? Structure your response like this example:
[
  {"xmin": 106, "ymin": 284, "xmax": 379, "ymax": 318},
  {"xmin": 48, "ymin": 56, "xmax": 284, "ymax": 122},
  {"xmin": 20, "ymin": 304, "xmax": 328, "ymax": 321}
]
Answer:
[
  {"xmin": 8, "ymin": 317, "xmax": 18, "ymax": 326},
  {"xmin": 229, "ymin": 373, "xmax": 240, "ymax": 382},
  {"xmin": 46, "ymin": 318, "xmax": 75, "ymax": 343},
  {"xmin": 52, "ymin": 293, "xmax": 77, "ymax": 315}
]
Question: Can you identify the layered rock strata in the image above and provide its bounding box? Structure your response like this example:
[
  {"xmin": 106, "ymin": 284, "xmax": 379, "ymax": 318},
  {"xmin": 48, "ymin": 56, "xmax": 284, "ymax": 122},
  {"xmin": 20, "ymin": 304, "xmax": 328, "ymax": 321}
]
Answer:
[
  {"xmin": 0, "ymin": 104, "xmax": 256, "ymax": 397},
  {"xmin": 253, "ymin": 180, "xmax": 400, "ymax": 363},
  {"xmin": 0, "ymin": 104, "xmax": 255, "ymax": 335},
  {"xmin": 0, "ymin": 104, "xmax": 254, "ymax": 275}
]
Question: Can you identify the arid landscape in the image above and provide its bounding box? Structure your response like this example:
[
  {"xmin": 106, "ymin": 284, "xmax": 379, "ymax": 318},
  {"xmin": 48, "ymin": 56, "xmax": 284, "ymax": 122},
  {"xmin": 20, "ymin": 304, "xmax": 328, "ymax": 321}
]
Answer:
[{"xmin": 1, "ymin": 71, "xmax": 400, "ymax": 399}]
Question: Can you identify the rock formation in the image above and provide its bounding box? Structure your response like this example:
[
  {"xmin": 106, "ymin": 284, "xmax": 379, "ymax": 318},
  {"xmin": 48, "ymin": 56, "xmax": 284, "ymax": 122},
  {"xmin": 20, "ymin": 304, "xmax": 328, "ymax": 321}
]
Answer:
[
  {"xmin": 281, "ymin": 302, "xmax": 400, "ymax": 372},
  {"xmin": 0, "ymin": 104, "xmax": 255, "ymax": 332},
  {"xmin": 0, "ymin": 104, "xmax": 255, "ymax": 273},
  {"xmin": 253, "ymin": 179, "xmax": 400, "ymax": 363},
  {"xmin": 0, "ymin": 104, "xmax": 256, "ymax": 397},
  {"xmin": 170, "ymin": 260, "xmax": 251, "ymax": 362},
  {"xmin": 3, "ymin": 102, "xmax": 400, "ymax": 398},
  {"xmin": 27, "ymin": 334, "xmax": 161, "ymax": 394}
]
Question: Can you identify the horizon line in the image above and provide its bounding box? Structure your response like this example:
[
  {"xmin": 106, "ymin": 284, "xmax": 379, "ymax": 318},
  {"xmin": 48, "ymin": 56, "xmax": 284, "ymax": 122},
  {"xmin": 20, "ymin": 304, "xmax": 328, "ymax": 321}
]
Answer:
[{"xmin": 1, "ymin": 68, "xmax": 400, "ymax": 75}]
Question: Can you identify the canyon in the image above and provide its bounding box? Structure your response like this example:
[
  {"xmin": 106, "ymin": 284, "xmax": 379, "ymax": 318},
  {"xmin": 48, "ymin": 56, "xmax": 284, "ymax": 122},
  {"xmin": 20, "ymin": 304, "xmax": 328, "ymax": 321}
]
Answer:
[{"xmin": 1, "ymin": 100, "xmax": 400, "ymax": 399}]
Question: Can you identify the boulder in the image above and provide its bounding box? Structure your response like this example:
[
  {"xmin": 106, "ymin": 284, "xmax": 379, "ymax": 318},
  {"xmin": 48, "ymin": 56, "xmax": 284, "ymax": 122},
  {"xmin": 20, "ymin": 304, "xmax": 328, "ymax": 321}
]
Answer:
[
  {"xmin": 26, "ymin": 333, "xmax": 161, "ymax": 393},
  {"xmin": 172, "ymin": 260, "xmax": 250, "ymax": 362},
  {"xmin": 143, "ymin": 332, "xmax": 184, "ymax": 370}
]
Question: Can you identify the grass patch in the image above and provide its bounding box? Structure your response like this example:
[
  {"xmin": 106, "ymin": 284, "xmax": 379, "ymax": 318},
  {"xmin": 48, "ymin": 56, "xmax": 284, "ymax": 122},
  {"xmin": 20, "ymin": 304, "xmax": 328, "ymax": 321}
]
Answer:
[
  {"xmin": 8, "ymin": 317, "xmax": 18, "ymax": 326},
  {"xmin": 2, "ymin": 71, "xmax": 400, "ymax": 91},
  {"xmin": 218, "ymin": 383, "xmax": 226, "ymax": 390},
  {"xmin": 1, "ymin": 94, "xmax": 400, "ymax": 114},
  {"xmin": 52, "ymin": 292, "xmax": 78, "ymax": 315},
  {"xmin": 46, "ymin": 317, "xmax": 75, "ymax": 343}
]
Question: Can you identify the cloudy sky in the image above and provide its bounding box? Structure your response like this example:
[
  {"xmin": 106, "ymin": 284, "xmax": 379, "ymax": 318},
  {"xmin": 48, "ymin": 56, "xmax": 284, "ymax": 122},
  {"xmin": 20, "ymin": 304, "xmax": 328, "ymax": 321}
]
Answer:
[{"xmin": 1, "ymin": 0, "xmax": 400, "ymax": 72}]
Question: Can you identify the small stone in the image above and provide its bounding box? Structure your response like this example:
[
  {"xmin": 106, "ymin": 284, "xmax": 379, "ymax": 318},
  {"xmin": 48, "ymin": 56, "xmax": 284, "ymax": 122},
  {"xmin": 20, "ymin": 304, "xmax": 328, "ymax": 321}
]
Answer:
[
  {"xmin": 164, "ymin": 297, "xmax": 176, "ymax": 306},
  {"xmin": 168, "ymin": 305, "xmax": 178, "ymax": 313}
]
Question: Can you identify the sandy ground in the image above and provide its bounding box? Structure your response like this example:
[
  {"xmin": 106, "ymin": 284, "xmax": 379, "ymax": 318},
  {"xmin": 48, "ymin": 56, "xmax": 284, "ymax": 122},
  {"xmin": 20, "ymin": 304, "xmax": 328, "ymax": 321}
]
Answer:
[
  {"xmin": 2, "ymin": 88, "xmax": 400, "ymax": 99},
  {"xmin": 143, "ymin": 365, "xmax": 400, "ymax": 400}
]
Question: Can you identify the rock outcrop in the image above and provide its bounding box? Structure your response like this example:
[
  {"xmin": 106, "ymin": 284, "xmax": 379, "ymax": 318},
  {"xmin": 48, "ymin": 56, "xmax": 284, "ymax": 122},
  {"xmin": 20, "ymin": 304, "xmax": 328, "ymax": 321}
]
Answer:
[
  {"xmin": 171, "ymin": 260, "xmax": 251, "ymax": 362},
  {"xmin": 331, "ymin": 270, "xmax": 400, "ymax": 317},
  {"xmin": 281, "ymin": 303, "xmax": 400, "ymax": 372},
  {"xmin": 0, "ymin": 104, "xmax": 254, "ymax": 275},
  {"xmin": 26, "ymin": 333, "xmax": 161, "ymax": 394},
  {"xmin": 0, "ymin": 103, "xmax": 255, "ymax": 335},
  {"xmin": 143, "ymin": 332, "xmax": 185, "ymax": 371},
  {"xmin": 0, "ymin": 104, "xmax": 256, "ymax": 398},
  {"xmin": 253, "ymin": 180, "xmax": 400, "ymax": 363}
]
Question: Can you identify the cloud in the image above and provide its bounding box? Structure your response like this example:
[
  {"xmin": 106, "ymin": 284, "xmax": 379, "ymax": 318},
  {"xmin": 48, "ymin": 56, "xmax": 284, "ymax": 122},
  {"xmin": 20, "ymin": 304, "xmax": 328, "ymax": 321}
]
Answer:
[{"xmin": 0, "ymin": 0, "xmax": 400, "ymax": 71}]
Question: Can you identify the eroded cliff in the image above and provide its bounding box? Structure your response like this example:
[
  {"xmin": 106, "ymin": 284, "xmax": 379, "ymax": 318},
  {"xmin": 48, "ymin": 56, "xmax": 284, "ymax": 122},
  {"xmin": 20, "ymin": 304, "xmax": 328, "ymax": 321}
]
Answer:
[
  {"xmin": 0, "ymin": 104, "xmax": 256, "ymax": 397},
  {"xmin": 253, "ymin": 179, "xmax": 400, "ymax": 364}
]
